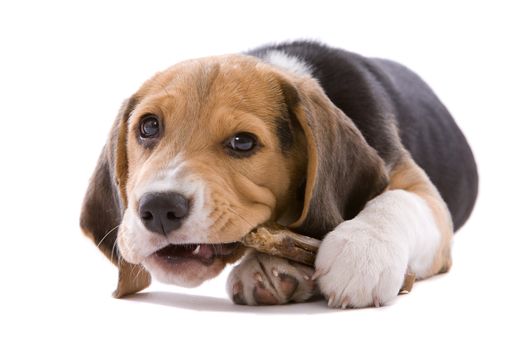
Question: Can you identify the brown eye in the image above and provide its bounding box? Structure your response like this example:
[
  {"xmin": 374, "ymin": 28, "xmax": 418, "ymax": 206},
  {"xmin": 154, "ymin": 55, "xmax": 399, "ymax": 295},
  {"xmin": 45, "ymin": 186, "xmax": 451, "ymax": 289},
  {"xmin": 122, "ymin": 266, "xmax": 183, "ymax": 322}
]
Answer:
[
  {"xmin": 228, "ymin": 132, "xmax": 257, "ymax": 152},
  {"xmin": 139, "ymin": 115, "xmax": 160, "ymax": 139}
]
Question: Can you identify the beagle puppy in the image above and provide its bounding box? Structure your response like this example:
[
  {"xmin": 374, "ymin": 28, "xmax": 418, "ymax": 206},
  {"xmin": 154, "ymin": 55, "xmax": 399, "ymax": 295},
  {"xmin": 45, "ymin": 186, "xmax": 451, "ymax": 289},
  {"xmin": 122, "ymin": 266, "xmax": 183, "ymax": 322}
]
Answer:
[{"xmin": 80, "ymin": 41, "xmax": 478, "ymax": 308}]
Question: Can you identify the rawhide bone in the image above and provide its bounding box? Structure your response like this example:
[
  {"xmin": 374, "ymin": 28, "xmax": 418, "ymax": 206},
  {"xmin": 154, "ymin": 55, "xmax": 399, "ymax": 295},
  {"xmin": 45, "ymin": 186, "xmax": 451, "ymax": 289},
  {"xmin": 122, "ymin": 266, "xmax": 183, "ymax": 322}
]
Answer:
[{"xmin": 241, "ymin": 223, "xmax": 416, "ymax": 294}]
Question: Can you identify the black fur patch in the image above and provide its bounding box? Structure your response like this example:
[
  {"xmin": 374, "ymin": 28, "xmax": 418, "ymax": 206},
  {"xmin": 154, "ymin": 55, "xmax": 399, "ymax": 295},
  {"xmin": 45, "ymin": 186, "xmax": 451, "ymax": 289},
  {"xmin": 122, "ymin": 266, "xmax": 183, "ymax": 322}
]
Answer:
[
  {"xmin": 276, "ymin": 117, "xmax": 293, "ymax": 152},
  {"xmin": 248, "ymin": 41, "xmax": 478, "ymax": 231}
]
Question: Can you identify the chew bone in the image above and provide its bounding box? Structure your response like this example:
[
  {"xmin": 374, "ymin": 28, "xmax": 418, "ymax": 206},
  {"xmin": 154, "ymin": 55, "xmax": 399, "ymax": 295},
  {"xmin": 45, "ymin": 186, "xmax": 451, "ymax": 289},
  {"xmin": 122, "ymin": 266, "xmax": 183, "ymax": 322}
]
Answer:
[
  {"xmin": 241, "ymin": 224, "xmax": 320, "ymax": 266},
  {"xmin": 241, "ymin": 224, "xmax": 415, "ymax": 295}
]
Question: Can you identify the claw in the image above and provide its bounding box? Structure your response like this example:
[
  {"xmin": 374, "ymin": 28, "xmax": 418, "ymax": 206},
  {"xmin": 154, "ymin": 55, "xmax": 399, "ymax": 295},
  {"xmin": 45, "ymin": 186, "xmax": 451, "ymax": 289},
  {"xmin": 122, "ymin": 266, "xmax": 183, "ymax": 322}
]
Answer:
[
  {"xmin": 373, "ymin": 296, "xmax": 381, "ymax": 308},
  {"xmin": 231, "ymin": 282, "xmax": 245, "ymax": 305},
  {"xmin": 254, "ymin": 272, "xmax": 263, "ymax": 283},
  {"xmin": 341, "ymin": 297, "xmax": 350, "ymax": 309},
  {"xmin": 311, "ymin": 269, "xmax": 326, "ymax": 281},
  {"xmin": 232, "ymin": 281, "xmax": 242, "ymax": 294},
  {"xmin": 327, "ymin": 293, "xmax": 336, "ymax": 307}
]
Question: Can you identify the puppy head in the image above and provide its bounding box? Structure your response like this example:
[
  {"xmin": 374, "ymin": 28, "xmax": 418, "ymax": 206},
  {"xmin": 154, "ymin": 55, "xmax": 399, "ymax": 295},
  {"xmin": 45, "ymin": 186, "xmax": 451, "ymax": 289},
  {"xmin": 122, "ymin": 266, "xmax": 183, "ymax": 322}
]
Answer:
[
  {"xmin": 81, "ymin": 54, "xmax": 387, "ymax": 294},
  {"xmin": 115, "ymin": 56, "xmax": 310, "ymax": 287}
]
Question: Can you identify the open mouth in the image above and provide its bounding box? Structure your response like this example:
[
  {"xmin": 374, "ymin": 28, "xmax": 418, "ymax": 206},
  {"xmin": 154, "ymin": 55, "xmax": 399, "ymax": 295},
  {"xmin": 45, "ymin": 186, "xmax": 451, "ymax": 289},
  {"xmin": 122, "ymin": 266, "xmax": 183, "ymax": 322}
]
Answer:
[{"xmin": 153, "ymin": 242, "xmax": 240, "ymax": 266}]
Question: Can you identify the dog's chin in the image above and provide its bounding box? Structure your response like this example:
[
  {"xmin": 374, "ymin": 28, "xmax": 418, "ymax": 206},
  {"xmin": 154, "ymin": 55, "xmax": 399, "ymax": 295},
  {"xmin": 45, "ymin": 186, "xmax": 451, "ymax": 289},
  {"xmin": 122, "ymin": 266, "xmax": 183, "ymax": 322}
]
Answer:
[{"xmin": 142, "ymin": 243, "xmax": 244, "ymax": 287}]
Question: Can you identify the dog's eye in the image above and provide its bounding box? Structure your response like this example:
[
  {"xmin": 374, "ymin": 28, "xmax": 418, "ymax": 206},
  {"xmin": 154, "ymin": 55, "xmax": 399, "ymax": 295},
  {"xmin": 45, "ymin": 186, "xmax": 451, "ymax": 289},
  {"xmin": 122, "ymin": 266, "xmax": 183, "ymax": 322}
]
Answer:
[
  {"xmin": 139, "ymin": 115, "xmax": 160, "ymax": 138},
  {"xmin": 227, "ymin": 133, "xmax": 257, "ymax": 153}
]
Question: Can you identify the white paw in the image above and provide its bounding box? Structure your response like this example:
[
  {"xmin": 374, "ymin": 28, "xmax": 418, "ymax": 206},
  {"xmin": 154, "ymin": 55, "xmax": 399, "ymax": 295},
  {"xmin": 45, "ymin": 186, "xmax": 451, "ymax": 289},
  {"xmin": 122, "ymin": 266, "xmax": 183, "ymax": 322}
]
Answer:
[
  {"xmin": 314, "ymin": 220, "xmax": 409, "ymax": 308},
  {"xmin": 227, "ymin": 251, "xmax": 318, "ymax": 305}
]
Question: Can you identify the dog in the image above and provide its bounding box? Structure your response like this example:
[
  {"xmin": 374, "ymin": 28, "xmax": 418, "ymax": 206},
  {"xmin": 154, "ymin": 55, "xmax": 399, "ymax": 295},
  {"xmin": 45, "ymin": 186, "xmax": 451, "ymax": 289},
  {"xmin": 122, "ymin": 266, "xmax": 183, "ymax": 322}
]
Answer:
[{"xmin": 80, "ymin": 41, "xmax": 478, "ymax": 308}]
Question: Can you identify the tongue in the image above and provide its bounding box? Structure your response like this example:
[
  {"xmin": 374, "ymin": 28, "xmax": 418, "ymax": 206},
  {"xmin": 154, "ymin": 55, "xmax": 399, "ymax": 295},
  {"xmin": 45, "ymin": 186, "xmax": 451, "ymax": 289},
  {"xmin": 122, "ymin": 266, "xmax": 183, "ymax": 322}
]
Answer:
[
  {"xmin": 155, "ymin": 244, "xmax": 216, "ymax": 265},
  {"xmin": 192, "ymin": 244, "xmax": 214, "ymax": 260},
  {"xmin": 155, "ymin": 243, "xmax": 239, "ymax": 266}
]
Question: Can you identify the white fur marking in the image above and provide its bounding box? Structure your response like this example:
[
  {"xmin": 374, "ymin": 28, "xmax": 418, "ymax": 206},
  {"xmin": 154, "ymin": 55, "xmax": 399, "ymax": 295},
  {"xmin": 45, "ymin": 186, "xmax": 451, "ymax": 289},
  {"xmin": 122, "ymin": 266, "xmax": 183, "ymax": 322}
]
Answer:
[
  {"xmin": 118, "ymin": 154, "xmax": 213, "ymax": 266},
  {"xmin": 315, "ymin": 190, "xmax": 441, "ymax": 308},
  {"xmin": 263, "ymin": 51, "xmax": 312, "ymax": 77}
]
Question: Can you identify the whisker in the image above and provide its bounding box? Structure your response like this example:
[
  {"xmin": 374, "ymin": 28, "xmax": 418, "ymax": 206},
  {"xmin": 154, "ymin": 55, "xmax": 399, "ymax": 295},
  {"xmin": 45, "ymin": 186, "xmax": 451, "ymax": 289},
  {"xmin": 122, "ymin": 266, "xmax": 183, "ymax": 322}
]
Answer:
[
  {"xmin": 226, "ymin": 207, "xmax": 257, "ymax": 233},
  {"xmin": 117, "ymin": 254, "xmax": 122, "ymax": 270},
  {"xmin": 111, "ymin": 238, "xmax": 120, "ymax": 266},
  {"xmin": 97, "ymin": 224, "xmax": 120, "ymax": 249}
]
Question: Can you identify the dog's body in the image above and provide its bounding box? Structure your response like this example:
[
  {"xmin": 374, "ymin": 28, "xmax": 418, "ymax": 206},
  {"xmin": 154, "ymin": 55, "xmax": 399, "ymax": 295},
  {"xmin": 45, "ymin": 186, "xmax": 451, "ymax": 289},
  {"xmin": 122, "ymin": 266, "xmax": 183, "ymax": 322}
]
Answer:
[
  {"xmin": 81, "ymin": 41, "xmax": 477, "ymax": 308},
  {"xmin": 249, "ymin": 42, "xmax": 478, "ymax": 230}
]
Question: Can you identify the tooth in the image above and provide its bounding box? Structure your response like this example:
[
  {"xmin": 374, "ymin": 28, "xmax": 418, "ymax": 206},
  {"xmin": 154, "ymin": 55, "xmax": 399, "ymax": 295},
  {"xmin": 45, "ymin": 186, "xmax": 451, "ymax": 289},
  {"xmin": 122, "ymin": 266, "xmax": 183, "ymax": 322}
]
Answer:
[{"xmin": 192, "ymin": 245, "xmax": 201, "ymax": 255}]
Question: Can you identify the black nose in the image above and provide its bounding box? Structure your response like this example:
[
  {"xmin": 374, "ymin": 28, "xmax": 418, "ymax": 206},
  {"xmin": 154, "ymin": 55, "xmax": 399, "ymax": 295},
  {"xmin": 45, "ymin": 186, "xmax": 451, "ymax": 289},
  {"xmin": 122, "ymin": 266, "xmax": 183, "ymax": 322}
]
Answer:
[{"xmin": 138, "ymin": 192, "xmax": 190, "ymax": 235}]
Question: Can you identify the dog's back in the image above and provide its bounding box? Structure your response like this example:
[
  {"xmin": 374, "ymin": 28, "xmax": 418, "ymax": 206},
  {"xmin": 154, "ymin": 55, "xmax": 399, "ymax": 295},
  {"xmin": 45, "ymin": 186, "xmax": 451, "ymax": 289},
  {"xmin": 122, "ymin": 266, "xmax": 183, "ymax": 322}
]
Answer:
[{"xmin": 248, "ymin": 41, "xmax": 478, "ymax": 230}]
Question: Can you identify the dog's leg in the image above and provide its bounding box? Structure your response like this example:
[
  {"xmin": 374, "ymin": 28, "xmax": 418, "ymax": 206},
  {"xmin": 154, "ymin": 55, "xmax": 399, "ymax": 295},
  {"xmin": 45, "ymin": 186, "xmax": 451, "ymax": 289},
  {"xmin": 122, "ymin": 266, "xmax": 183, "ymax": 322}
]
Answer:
[
  {"xmin": 227, "ymin": 250, "xmax": 319, "ymax": 305},
  {"xmin": 315, "ymin": 156, "xmax": 453, "ymax": 308}
]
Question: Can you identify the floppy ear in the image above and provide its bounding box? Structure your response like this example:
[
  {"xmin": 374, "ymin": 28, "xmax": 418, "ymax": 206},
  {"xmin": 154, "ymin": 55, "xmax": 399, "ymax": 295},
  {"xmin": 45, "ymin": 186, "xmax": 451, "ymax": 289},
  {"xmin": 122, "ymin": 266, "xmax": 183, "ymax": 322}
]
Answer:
[
  {"xmin": 80, "ymin": 97, "xmax": 151, "ymax": 298},
  {"xmin": 282, "ymin": 77, "xmax": 389, "ymax": 237}
]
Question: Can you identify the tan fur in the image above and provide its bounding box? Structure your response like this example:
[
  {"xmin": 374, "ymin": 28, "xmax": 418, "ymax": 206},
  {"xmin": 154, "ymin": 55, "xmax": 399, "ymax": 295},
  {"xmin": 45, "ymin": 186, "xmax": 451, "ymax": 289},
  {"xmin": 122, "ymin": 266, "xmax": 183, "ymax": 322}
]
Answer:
[
  {"xmin": 112, "ymin": 261, "xmax": 151, "ymax": 298},
  {"xmin": 116, "ymin": 111, "xmax": 132, "ymax": 207},
  {"xmin": 81, "ymin": 227, "xmax": 151, "ymax": 297},
  {"xmin": 281, "ymin": 79, "xmax": 319, "ymax": 228},
  {"xmin": 111, "ymin": 54, "xmax": 389, "ymax": 290},
  {"xmin": 86, "ymin": 53, "xmax": 440, "ymax": 296},
  {"xmin": 122, "ymin": 55, "xmax": 307, "ymax": 256},
  {"xmin": 281, "ymin": 76, "xmax": 388, "ymax": 233},
  {"xmin": 388, "ymin": 154, "xmax": 454, "ymax": 276}
]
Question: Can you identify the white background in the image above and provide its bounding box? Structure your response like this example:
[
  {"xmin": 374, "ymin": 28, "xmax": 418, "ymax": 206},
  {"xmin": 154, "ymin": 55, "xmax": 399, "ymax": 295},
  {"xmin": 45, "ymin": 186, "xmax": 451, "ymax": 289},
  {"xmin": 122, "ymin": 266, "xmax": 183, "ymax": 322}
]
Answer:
[{"xmin": 1, "ymin": 1, "xmax": 524, "ymax": 349}]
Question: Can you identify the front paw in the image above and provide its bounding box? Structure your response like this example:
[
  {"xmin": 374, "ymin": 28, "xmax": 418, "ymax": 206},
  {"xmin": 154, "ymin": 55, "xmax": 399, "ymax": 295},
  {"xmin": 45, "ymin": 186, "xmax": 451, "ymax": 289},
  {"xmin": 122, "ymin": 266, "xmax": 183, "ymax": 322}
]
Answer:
[
  {"xmin": 315, "ymin": 221, "xmax": 409, "ymax": 308},
  {"xmin": 227, "ymin": 251, "xmax": 318, "ymax": 305}
]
